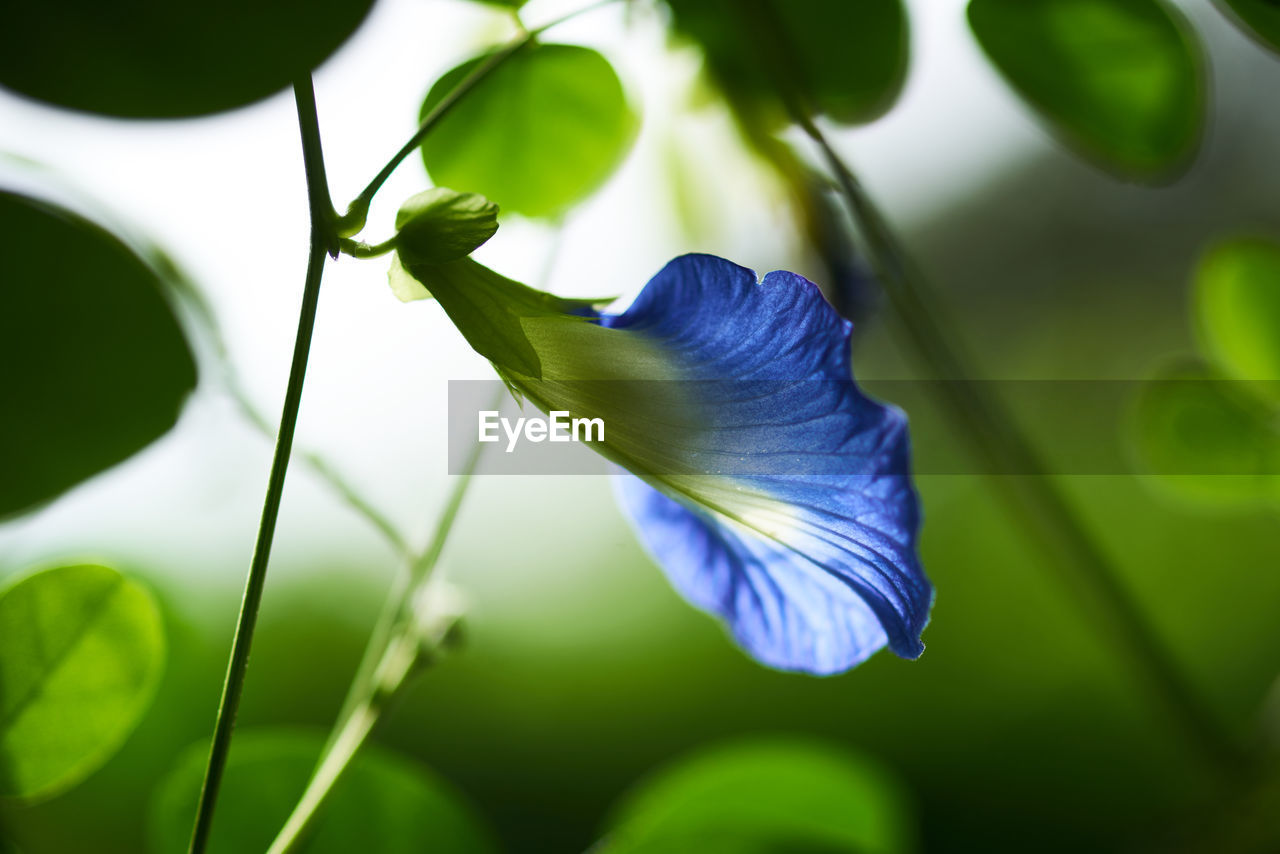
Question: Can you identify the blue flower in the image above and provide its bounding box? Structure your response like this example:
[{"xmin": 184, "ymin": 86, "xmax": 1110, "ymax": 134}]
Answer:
[
  {"xmin": 399, "ymin": 251, "xmax": 932, "ymax": 675},
  {"xmin": 602, "ymin": 255, "xmax": 931, "ymax": 674}
]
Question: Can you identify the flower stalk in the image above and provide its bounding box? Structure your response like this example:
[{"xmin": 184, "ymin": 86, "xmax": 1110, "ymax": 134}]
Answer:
[{"xmin": 186, "ymin": 75, "xmax": 335, "ymax": 854}]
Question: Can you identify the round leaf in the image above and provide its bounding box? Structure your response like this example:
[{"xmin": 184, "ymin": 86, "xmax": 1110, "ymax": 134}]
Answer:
[
  {"xmin": 0, "ymin": 564, "xmax": 165, "ymax": 801},
  {"xmin": 419, "ymin": 44, "xmax": 637, "ymax": 219},
  {"xmin": 665, "ymin": 0, "xmax": 909, "ymax": 128},
  {"xmin": 0, "ymin": 0, "xmax": 375, "ymax": 118},
  {"xmin": 0, "ymin": 191, "xmax": 197, "ymax": 520},
  {"xmin": 1195, "ymin": 236, "xmax": 1280, "ymax": 403},
  {"xmin": 967, "ymin": 0, "xmax": 1205, "ymax": 181},
  {"xmin": 149, "ymin": 730, "xmax": 499, "ymax": 854},
  {"xmin": 1131, "ymin": 363, "xmax": 1278, "ymax": 503},
  {"xmin": 600, "ymin": 739, "xmax": 915, "ymax": 854},
  {"xmin": 1216, "ymin": 0, "xmax": 1280, "ymax": 54}
]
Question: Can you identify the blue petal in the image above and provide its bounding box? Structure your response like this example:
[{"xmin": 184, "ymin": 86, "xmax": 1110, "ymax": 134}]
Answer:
[{"xmin": 605, "ymin": 254, "xmax": 932, "ymax": 675}]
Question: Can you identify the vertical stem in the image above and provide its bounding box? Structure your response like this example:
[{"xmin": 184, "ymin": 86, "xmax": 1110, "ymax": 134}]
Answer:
[
  {"xmin": 802, "ymin": 118, "xmax": 1250, "ymax": 779},
  {"xmin": 731, "ymin": 0, "xmax": 1247, "ymax": 778},
  {"xmin": 187, "ymin": 76, "xmax": 334, "ymax": 854},
  {"xmin": 265, "ymin": 434, "xmax": 488, "ymax": 854}
]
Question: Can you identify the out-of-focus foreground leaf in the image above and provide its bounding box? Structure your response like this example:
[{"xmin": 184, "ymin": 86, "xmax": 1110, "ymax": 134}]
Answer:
[
  {"xmin": 967, "ymin": 0, "xmax": 1204, "ymax": 181},
  {"xmin": 1131, "ymin": 363, "xmax": 1278, "ymax": 503},
  {"xmin": 0, "ymin": 0, "xmax": 375, "ymax": 117},
  {"xmin": 1215, "ymin": 0, "xmax": 1280, "ymax": 54},
  {"xmin": 598, "ymin": 739, "xmax": 914, "ymax": 854},
  {"xmin": 664, "ymin": 0, "xmax": 909, "ymax": 129},
  {"xmin": 0, "ymin": 190, "xmax": 197, "ymax": 519},
  {"xmin": 0, "ymin": 564, "xmax": 165, "ymax": 801},
  {"xmin": 420, "ymin": 44, "xmax": 637, "ymax": 219},
  {"xmin": 149, "ymin": 730, "xmax": 500, "ymax": 854},
  {"xmin": 1195, "ymin": 236, "xmax": 1280, "ymax": 403}
]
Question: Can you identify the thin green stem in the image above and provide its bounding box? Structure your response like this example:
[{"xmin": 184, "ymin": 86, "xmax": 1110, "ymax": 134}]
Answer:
[
  {"xmin": 800, "ymin": 117, "xmax": 1249, "ymax": 778},
  {"xmin": 338, "ymin": 236, "xmax": 397, "ymax": 259},
  {"xmin": 337, "ymin": 0, "xmax": 622, "ymax": 235},
  {"xmin": 732, "ymin": 0, "xmax": 1247, "ymax": 779},
  {"xmin": 265, "ymin": 434, "xmax": 488, "ymax": 854},
  {"xmin": 225, "ymin": 383, "xmax": 410, "ymax": 559},
  {"xmin": 186, "ymin": 76, "xmax": 335, "ymax": 854}
]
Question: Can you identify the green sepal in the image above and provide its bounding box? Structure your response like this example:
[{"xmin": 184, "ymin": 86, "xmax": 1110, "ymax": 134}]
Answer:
[
  {"xmin": 395, "ymin": 256, "xmax": 602, "ymax": 378},
  {"xmin": 394, "ymin": 188, "xmax": 500, "ymax": 265}
]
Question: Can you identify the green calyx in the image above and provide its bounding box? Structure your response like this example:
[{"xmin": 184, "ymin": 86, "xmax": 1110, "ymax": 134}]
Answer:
[{"xmin": 394, "ymin": 188, "xmax": 501, "ymax": 265}]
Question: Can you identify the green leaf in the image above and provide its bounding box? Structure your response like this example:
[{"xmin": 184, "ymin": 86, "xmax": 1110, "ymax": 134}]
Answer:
[
  {"xmin": 1131, "ymin": 363, "xmax": 1278, "ymax": 503},
  {"xmin": 0, "ymin": 191, "xmax": 197, "ymax": 520},
  {"xmin": 967, "ymin": 0, "xmax": 1205, "ymax": 181},
  {"xmin": 394, "ymin": 188, "xmax": 500, "ymax": 265},
  {"xmin": 665, "ymin": 0, "xmax": 909, "ymax": 128},
  {"xmin": 420, "ymin": 44, "xmax": 638, "ymax": 219},
  {"xmin": 599, "ymin": 739, "xmax": 915, "ymax": 854},
  {"xmin": 0, "ymin": 564, "xmax": 165, "ymax": 801},
  {"xmin": 1195, "ymin": 236, "xmax": 1280, "ymax": 403},
  {"xmin": 149, "ymin": 730, "xmax": 499, "ymax": 854},
  {"xmin": 1215, "ymin": 0, "xmax": 1280, "ymax": 54},
  {"xmin": 0, "ymin": 0, "xmax": 375, "ymax": 117}
]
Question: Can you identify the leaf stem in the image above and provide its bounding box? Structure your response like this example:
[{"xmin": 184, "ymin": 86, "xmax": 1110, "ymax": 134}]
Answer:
[
  {"xmin": 265, "ymin": 434, "xmax": 487, "ymax": 854},
  {"xmin": 732, "ymin": 0, "xmax": 1248, "ymax": 779},
  {"xmin": 338, "ymin": 236, "xmax": 397, "ymax": 259},
  {"xmin": 336, "ymin": 0, "xmax": 622, "ymax": 235},
  {"xmin": 186, "ymin": 76, "xmax": 335, "ymax": 854},
  {"xmin": 800, "ymin": 114, "xmax": 1251, "ymax": 779}
]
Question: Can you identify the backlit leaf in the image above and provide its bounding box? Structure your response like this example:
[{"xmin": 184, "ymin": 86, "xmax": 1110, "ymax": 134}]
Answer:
[
  {"xmin": 149, "ymin": 730, "xmax": 498, "ymax": 854},
  {"xmin": 0, "ymin": 564, "xmax": 165, "ymax": 801},
  {"xmin": 1131, "ymin": 363, "xmax": 1278, "ymax": 503},
  {"xmin": 1195, "ymin": 236, "xmax": 1280, "ymax": 403},
  {"xmin": 420, "ymin": 44, "xmax": 637, "ymax": 219},
  {"xmin": 665, "ymin": 0, "xmax": 909, "ymax": 128},
  {"xmin": 599, "ymin": 739, "xmax": 914, "ymax": 854},
  {"xmin": 968, "ymin": 0, "xmax": 1205, "ymax": 181}
]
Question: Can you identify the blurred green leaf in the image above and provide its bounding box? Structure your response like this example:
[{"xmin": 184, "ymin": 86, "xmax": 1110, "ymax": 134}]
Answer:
[
  {"xmin": 0, "ymin": 191, "xmax": 197, "ymax": 519},
  {"xmin": 0, "ymin": 0, "xmax": 375, "ymax": 117},
  {"xmin": 420, "ymin": 44, "xmax": 637, "ymax": 219},
  {"xmin": 967, "ymin": 0, "xmax": 1204, "ymax": 181},
  {"xmin": 1215, "ymin": 0, "xmax": 1280, "ymax": 54},
  {"xmin": 395, "ymin": 188, "xmax": 499, "ymax": 265},
  {"xmin": 1131, "ymin": 363, "xmax": 1278, "ymax": 502},
  {"xmin": 665, "ymin": 0, "xmax": 909, "ymax": 128},
  {"xmin": 599, "ymin": 739, "xmax": 915, "ymax": 854},
  {"xmin": 148, "ymin": 730, "xmax": 499, "ymax": 854},
  {"xmin": 0, "ymin": 564, "xmax": 165, "ymax": 801},
  {"xmin": 1195, "ymin": 236, "xmax": 1280, "ymax": 403}
]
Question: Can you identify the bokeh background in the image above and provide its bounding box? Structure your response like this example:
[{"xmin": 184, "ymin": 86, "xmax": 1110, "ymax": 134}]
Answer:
[{"xmin": 2, "ymin": 0, "xmax": 1279, "ymax": 851}]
